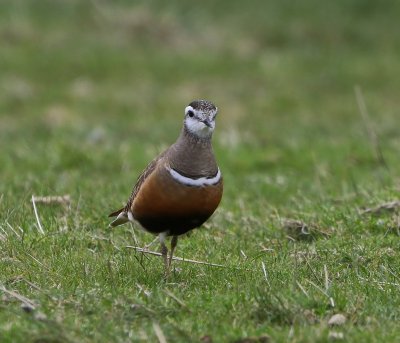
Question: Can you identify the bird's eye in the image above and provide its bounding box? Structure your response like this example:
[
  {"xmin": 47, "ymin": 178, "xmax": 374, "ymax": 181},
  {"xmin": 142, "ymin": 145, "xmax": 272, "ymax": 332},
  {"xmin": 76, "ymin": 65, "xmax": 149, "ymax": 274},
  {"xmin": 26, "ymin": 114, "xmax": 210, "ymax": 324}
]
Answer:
[{"xmin": 187, "ymin": 110, "xmax": 194, "ymax": 118}]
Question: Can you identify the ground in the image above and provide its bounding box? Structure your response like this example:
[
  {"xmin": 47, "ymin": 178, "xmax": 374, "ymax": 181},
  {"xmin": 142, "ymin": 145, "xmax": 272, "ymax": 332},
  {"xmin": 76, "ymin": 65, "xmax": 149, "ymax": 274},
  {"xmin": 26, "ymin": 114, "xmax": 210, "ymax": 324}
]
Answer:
[{"xmin": 1, "ymin": 0, "xmax": 400, "ymax": 342}]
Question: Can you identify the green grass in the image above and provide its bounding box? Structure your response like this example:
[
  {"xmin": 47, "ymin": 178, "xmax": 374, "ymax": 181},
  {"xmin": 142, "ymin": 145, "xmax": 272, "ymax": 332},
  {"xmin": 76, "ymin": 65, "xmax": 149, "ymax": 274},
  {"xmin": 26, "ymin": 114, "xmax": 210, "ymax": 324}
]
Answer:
[{"xmin": 1, "ymin": 0, "xmax": 400, "ymax": 342}]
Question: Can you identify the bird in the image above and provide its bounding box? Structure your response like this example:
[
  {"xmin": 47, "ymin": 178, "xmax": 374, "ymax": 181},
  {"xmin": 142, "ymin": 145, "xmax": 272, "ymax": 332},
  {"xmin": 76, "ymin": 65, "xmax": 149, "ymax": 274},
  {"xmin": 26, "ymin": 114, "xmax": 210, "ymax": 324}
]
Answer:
[{"xmin": 109, "ymin": 99, "xmax": 223, "ymax": 277}]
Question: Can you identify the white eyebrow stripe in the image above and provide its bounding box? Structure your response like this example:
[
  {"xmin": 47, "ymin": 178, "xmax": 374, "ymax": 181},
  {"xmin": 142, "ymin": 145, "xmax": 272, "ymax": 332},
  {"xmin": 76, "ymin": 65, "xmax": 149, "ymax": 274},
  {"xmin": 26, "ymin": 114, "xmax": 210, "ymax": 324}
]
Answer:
[
  {"xmin": 167, "ymin": 167, "xmax": 221, "ymax": 186},
  {"xmin": 185, "ymin": 106, "xmax": 195, "ymax": 115}
]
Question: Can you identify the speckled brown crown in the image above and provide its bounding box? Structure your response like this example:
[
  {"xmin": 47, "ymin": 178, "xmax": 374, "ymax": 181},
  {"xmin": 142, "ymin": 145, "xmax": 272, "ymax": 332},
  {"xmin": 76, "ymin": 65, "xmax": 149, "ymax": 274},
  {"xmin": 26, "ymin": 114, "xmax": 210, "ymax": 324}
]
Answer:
[{"xmin": 188, "ymin": 100, "xmax": 216, "ymax": 112}]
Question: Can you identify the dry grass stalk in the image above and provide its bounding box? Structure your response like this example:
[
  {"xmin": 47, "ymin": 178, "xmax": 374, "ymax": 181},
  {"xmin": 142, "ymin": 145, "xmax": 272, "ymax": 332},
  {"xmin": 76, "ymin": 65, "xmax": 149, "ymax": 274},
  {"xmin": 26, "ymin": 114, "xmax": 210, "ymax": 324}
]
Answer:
[
  {"xmin": 261, "ymin": 262, "xmax": 270, "ymax": 287},
  {"xmin": 306, "ymin": 279, "xmax": 335, "ymax": 307},
  {"xmin": 31, "ymin": 195, "xmax": 45, "ymax": 234},
  {"xmin": 0, "ymin": 285, "xmax": 36, "ymax": 309},
  {"xmin": 6, "ymin": 222, "xmax": 21, "ymax": 239},
  {"xmin": 361, "ymin": 200, "xmax": 400, "ymax": 215},
  {"xmin": 32, "ymin": 195, "xmax": 71, "ymax": 205},
  {"xmin": 163, "ymin": 289, "xmax": 188, "ymax": 309},
  {"xmin": 152, "ymin": 322, "xmax": 167, "ymax": 343},
  {"xmin": 126, "ymin": 246, "xmax": 226, "ymax": 268},
  {"xmin": 295, "ymin": 281, "xmax": 309, "ymax": 298}
]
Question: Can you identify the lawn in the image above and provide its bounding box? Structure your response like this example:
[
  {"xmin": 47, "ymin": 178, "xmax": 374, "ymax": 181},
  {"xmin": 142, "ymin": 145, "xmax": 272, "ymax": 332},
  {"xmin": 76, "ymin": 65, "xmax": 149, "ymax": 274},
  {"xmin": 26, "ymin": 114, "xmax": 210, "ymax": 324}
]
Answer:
[{"xmin": 1, "ymin": 0, "xmax": 400, "ymax": 342}]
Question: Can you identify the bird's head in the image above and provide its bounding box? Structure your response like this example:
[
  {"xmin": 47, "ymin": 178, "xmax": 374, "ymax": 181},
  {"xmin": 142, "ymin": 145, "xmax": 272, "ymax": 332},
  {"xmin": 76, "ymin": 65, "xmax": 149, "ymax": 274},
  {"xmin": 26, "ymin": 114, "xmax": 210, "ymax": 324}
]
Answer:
[{"xmin": 184, "ymin": 100, "xmax": 218, "ymax": 139}]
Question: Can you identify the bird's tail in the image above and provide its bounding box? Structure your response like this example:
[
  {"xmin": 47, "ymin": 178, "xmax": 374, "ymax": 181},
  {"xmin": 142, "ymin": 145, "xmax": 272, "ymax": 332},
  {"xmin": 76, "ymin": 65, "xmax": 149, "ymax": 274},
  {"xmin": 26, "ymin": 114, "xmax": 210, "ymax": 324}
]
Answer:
[
  {"xmin": 109, "ymin": 208, "xmax": 124, "ymax": 217},
  {"xmin": 108, "ymin": 208, "xmax": 129, "ymax": 227}
]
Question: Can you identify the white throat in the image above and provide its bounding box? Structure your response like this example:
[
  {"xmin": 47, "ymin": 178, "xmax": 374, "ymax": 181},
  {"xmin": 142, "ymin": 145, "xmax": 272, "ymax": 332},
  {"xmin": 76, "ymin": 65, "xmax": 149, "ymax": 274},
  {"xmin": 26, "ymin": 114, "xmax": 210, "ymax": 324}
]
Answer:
[{"xmin": 184, "ymin": 117, "xmax": 214, "ymax": 138}]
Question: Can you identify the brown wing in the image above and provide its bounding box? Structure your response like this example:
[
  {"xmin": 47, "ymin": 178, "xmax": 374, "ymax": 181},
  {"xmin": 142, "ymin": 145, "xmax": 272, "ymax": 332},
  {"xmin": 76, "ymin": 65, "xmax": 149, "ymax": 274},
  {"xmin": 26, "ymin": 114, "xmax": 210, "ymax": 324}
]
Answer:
[
  {"xmin": 122, "ymin": 150, "xmax": 167, "ymax": 212},
  {"xmin": 109, "ymin": 151, "xmax": 167, "ymax": 218}
]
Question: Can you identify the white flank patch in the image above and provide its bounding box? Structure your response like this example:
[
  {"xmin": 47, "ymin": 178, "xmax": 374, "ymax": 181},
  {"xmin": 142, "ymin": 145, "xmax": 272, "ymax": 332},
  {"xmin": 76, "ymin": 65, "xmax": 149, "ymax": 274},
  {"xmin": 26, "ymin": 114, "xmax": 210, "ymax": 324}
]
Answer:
[{"xmin": 167, "ymin": 167, "xmax": 221, "ymax": 187}]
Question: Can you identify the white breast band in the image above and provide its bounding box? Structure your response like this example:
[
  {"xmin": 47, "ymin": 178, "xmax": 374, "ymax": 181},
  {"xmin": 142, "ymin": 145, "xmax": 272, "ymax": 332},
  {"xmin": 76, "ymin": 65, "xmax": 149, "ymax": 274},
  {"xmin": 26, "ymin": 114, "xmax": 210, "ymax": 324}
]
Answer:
[{"xmin": 167, "ymin": 167, "xmax": 221, "ymax": 187}]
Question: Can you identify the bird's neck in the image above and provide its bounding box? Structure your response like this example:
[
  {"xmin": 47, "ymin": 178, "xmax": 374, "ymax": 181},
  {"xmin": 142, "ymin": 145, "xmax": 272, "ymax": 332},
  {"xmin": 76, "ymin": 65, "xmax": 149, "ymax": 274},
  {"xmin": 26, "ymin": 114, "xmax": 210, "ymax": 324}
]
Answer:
[
  {"xmin": 181, "ymin": 125, "xmax": 213, "ymax": 147},
  {"xmin": 167, "ymin": 126, "xmax": 218, "ymax": 177}
]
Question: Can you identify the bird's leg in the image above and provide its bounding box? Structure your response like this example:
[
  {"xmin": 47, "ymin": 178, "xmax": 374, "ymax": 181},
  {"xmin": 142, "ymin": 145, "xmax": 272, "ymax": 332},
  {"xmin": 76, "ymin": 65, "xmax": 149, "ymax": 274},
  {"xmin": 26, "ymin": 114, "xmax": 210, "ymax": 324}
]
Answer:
[
  {"xmin": 159, "ymin": 233, "xmax": 169, "ymax": 277},
  {"xmin": 169, "ymin": 236, "xmax": 178, "ymax": 269}
]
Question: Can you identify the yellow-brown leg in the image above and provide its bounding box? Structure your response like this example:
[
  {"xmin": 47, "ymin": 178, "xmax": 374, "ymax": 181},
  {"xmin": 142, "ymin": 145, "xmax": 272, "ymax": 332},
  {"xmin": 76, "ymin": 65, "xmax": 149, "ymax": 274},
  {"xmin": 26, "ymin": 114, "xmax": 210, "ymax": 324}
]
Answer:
[
  {"xmin": 169, "ymin": 236, "xmax": 178, "ymax": 268},
  {"xmin": 159, "ymin": 233, "xmax": 169, "ymax": 277}
]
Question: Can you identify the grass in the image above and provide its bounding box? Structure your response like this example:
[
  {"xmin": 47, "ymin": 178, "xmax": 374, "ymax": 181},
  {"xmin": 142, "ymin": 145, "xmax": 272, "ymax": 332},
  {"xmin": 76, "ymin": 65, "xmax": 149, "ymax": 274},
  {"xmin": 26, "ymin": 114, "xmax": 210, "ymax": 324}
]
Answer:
[{"xmin": 1, "ymin": 0, "xmax": 400, "ymax": 341}]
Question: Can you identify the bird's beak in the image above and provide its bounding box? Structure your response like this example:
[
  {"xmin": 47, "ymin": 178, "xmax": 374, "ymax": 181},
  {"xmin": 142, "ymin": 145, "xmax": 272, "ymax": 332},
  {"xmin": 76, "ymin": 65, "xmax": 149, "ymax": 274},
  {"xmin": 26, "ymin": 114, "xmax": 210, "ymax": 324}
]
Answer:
[{"xmin": 202, "ymin": 120, "xmax": 212, "ymax": 128}]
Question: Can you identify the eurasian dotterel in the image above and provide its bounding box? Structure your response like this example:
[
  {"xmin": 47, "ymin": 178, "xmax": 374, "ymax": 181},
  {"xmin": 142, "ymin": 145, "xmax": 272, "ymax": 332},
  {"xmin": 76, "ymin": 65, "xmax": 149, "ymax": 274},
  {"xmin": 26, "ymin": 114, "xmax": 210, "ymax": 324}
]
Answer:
[{"xmin": 109, "ymin": 100, "xmax": 223, "ymax": 276}]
